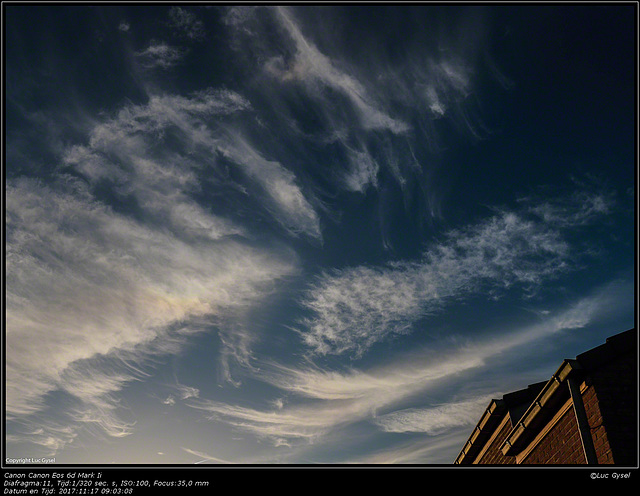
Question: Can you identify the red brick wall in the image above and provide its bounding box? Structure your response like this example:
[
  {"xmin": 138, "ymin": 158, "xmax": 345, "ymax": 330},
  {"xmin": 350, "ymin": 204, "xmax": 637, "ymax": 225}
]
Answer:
[
  {"xmin": 581, "ymin": 385, "xmax": 613, "ymax": 464},
  {"xmin": 584, "ymin": 352, "xmax": 637, "ymax": 465},
  {"xmin": 475, "ymin": 417, "xmax": 516, "ymax": 465},
  {"xmin": 520, "ymin": 402, "xmax": 586, "ymax": 464},
  {"xmin": 471, "ymin": 338, "xmax": 636, "ymax": 465}
]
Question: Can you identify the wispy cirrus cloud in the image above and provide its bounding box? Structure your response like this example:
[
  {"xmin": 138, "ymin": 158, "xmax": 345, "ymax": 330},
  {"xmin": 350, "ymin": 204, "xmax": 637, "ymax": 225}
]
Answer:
[
  {"xmin": 372, "ymin": 395, "xmax": 496, "ymax": 435},
  {"xmin": 135, "ymin": 42, "xmax": 185, "ymax": 70},
  {"xmin": 219, "ymin": 5, "xmax": 503, "ymax": 227},
  {"xmin": 346, "ymin": 430, "xmax": 471, "ymax": 464},
  {"xmin": 271, "ymin": 7, "xmax": 410, "ymax": 135},
  {"xmin": 182, "ymin": 284, "xmax": 622, "ymax": 451},
  {"xmin": 221, "ymin": 6, "xmax": 412, "ymax": 191},
  {"xmin": 7, "ymin": 424, "xmax": 79, "ymax": 458},
  {"xmin": 523, "ymin": 189, "xmax": 614, "ymax": 228},
  {"xmin": 168, "ymin": 7, "xmax": 205, "ymax": 40},
  {"xmin": 5, "ymin": 69, "xmax": 331, "ymax": 454},
  {"xmin": 187, "ymin": 398, "xmax": 335, "ymax": 445},
  {"xmin": 66, "ymin": 87, "xmax": 321, "ymax": 240},
  {"xmin": 296, "ymin": 199, "xmax": 601, "ymax": 357},
  {"xmin": 160, "ymin": 382, "xmax": 201, "ymax": 408},
  {"xmin": 181, "ymin": 448, "xmax": 234, "ymax": 465},
  {"xmin": 215, "ymin": 132, "xmax": 323, "ymax": 240},
  {"xmin": 4, "ymin": 172, "xmax": 297, "ymax": 451}
]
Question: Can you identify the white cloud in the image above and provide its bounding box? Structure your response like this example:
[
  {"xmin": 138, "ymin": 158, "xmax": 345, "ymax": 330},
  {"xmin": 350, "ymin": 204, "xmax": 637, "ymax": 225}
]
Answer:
[
  {"xmin": 258, "ymin": 348, "xmax": 487, "ymax": 404},
  {"xmin": 215, "ymin": 132, "xmax": 322, "ymax": 239},
  {"xmin": 5, "ymin": 177, "xmax": 298, "ymax": 445},
  {"xmin": 219, "ymin": 6, "xmax": 498, "ymax": 202},
  {"xmin": 168, "ymin": 7, "xmax": 205, "ymax": 40},
  {"xmin": 221, "ymin": 6, "xmax": 257, "ymax": 28},
  {"xmin": 187, "ymin": 399, "xmax": 332, "ymax": 443},
  {"xmin": 160, "ymin": 383, "xmax": 199, "ymax": 408},
  {"xmin": 85, "ymin": 89, "xmax": 251, "ymax": 150},
  {"xmin": 221, "ymin": 6, "xmax": 483, "ymax": 199},
  {"xmin": 342, "ymin": 144, "xmax": 379, "ymax": 192},
  {"xmin": 181, "ymin": 448, "xmax": 234, "ymax": 464},
  {"xmin": 271, "ymin": 7, "xmax": 409, "ymax": 135},
  {"xmin": 182, "ymin": 288, "xmax": 615, "ymax": 449},
  {"xmin": 372, "ymin": 395, "xmax": 496, "ymax": 434},
  {"xmin": 135, "ymin": 42, "xmax": 185, "ymax": 70},
  {"xmin": 9, "ymin": 425, "xmax": 78, "ymax": 458},
  {"xmin": 425, "ymin": 85, "xmax": 447, "ymax": 116},
  {"xmin": 424, "ymin": 58, "xmax": 472, "ymax": 118},
  {"xmin": 6, "ymin": 81, "xmax": 324, "ymax": 453},
  {"xmin": 177, "ymin": 385, "xmax": 200, "ymax": 400},
  {"xmin": 77, "ymin": 88, "xmax": 321, "ymax": 240},
  {"xmin": 525, "ymin": 190, "xmax": 613, "ymax": 227},
  {"xmin": 298, "ymin": 207, "xmax": 578, "ymax": 357},
  {"xmin": 346, "ymin": 430, "xmax": 470, "ymax": 464}
]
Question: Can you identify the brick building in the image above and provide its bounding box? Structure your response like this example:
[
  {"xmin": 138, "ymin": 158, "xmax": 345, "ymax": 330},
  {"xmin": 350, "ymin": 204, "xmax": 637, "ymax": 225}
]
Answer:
[{"xmin": 454, "ymin": 328, "xmax": 637, "ymax": 465}]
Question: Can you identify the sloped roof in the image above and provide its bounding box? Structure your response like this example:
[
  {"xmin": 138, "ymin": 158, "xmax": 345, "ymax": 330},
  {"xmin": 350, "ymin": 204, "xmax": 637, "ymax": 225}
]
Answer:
[
  {"xmin": 454, "ymin": 381, "xmax": 546, "ymax": 464},
  {"xmin": 454, "ymin": 328, "xmax": 636, "ymax": 464}
]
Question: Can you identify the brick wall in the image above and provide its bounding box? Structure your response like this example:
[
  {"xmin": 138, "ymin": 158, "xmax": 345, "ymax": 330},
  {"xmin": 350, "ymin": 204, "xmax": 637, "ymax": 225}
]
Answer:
[
  {"xmin": 581, "ymin": 385, "xmax": 613, "ymax": 464},
  {"xmin": 475, "ymin": 417, "xmax": 516, "ymax": 464},
  {"xmin": 466, "ymin": 331, "xmax": 636, "ymax": 465},
  {"xmin": 520, "ymin": 400, "xmax": 586, "ymax": 464},
  {"xmin": 584, "ymin": 351, "xmax": 637, "ymax": 465}
]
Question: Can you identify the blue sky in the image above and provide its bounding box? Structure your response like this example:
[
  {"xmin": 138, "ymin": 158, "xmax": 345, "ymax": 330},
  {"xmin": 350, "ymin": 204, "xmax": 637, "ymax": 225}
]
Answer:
[{"xmin": 4, "ymin": 4, "xmax": 636, "ymax": 465}]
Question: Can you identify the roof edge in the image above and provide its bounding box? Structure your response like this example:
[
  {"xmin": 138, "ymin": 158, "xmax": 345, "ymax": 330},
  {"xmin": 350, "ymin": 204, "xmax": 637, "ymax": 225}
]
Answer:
[
  {"xmin": 454, "ymin": 399, "xmax": 506, "ymax": 464},
  {"xmin": 500, "ymin": 328, "xmax": 636, "ymax": 456},
  {"xmin": 499, "ymin": 359, "xmax": 581, "ymax": 456},
  {"xmin": 453, "ymin": 329, "xmax": 636, "ymax": 463}
]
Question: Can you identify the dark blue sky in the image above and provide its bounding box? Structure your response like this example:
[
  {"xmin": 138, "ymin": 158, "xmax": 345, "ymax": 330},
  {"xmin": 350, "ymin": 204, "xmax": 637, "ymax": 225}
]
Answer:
[{"xmin": 4, "ymin": 4, "xmax": 636, "ymax": 465}]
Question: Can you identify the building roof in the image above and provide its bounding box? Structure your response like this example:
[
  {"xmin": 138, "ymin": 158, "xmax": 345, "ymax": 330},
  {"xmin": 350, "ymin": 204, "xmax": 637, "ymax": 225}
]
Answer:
[{"xmin": 454, "ymin": 328, "xmax": 637, "ymax": 464}]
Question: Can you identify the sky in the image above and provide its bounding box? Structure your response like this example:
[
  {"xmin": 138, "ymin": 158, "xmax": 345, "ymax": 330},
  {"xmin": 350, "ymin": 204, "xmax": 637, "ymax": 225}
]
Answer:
[{"xmin": 3, "ymin": 4, "xmax": 636, "ymax": 466}]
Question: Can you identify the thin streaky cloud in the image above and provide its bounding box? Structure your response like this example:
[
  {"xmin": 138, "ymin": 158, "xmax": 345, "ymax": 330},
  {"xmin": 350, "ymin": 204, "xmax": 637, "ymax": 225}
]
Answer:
[
  {"xmin": 95, "ymin": 89, "xmax": 321, "ymax": 238},
  {"xmin": 6, "ymin": 79, "xmax": 318, "ymax": 447},
  {"xmin": 220, "ymin": 5, "xmax": 488, "ymax": 204},
  {"xmin": 183, "ymin": 286, "xmax": 620, "ymax": 447},
  {"xmin": 372, "ymin": 395, "xmax": 497, "ymax": 434},
  {"xmin": 72, "ymin": 86, "xmax": 321, "ymax": 240},
  {"xmin": 272, "ymin": 7, "xmax": 410, "ymax": 135},
  {"xmin": 135, "ymin": 42, "xmax": 185, "ymax": 70},
  {"xmin": 168, "ymin": 7, "xmax": 205, "ymax": 40},
  {"xmin": 296, "ymin": 197, "xmax": 603, "ymax": 357},
  {"xmin": 345, "ymin": 430, "xmax": 471, "ymax": 464},
  {"xmin": 5, "ymin": 177, "xmax": 298, "ymax": 440},
  {"xmin": 8, "ymin": 424, "xmax": 79, "ymax": 458},
  {"xmin": 181, "ymin": 448, "xmax": 234, "ymax": 465},
  {"xmin": 5, "ymin": 5, "xmax": 632, "ymax": 465},
  {"xmin": 215, "ymin": 130, "xmax": 323, "ymax": 240}
]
